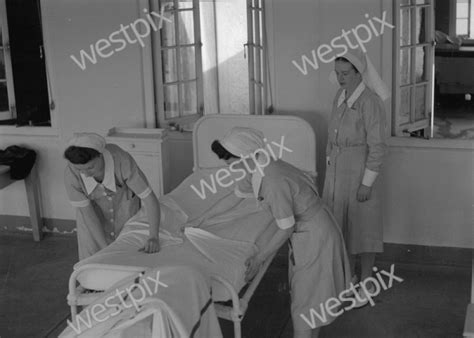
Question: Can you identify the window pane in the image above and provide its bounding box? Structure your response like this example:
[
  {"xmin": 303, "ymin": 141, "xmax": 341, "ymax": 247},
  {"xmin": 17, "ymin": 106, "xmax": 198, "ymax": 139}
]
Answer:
[
  {"xmin": 179, "ymin": 46, "xmax": 195, "ymax": 80},
  {"xmin": 400, "ymin": 48, "xmax": 411, "ymax": 85},
  {"xmin": 457, "ymin": 0, "xmax": 469, "ymax": 18},
  {"xmin": 400, "ymin": 87, "xmax": 411, "ymax": 125},
  {"xmin": 416, "ymin": 7, "xmax": 427, "ymax": 43},
  {"xmin": 164, "ymin": 84, "xmax": 179, "ymax": 119},
  {"xmin": 415, "ymin": 46, "xmax": 427, "ymax": 82},
  {"xmin": 178, "ymin": 1, "xmax": 193, "ymax": 10},
  {"xmin": 0, "ymin": 82, "xmax": 8, "ymax": 112},
  {"xmin": 181, "ymin": 81, "xmax": 197, "ymax": 116},
  {"xmin": 415, "ymin": 85, "xmax": 426, "ymax": 120},
  {"xmin": 0, "ymin": 52, "xmax": 5, "ymax": 79},
  {"xmin": 162, "ymin": 49, "xmax": 178, "ymax": 83},
  {"xmin": 400, "ymin": 8, "xmax": 411, "ymax": 46},
  {"xmin": 178, "ymin": 10, "xmax": 194, "ymax": 45},
  {"xmin": 161, "ymin": 15, "xmax": 175, "ymax": 46},
  {"xmin": 457, "ymin": 19, "xmax": 468, "ymax": 35}
]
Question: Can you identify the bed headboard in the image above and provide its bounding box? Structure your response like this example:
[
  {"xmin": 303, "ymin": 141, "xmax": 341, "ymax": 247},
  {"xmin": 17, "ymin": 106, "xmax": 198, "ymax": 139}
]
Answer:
[{"xmin": 192, "ymin": 114, "xmax": 316, "ymax": 175}]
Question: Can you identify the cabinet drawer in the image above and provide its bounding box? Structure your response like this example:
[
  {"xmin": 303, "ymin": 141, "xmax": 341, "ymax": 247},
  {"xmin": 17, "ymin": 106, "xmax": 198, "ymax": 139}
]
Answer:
[{"xmin": 109, "ymin": 139, "xmax": 162, "ymax": 154}]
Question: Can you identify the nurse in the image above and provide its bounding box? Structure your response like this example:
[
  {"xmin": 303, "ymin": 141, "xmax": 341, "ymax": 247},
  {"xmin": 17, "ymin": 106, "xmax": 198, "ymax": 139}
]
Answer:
[
  {"xmin": 323, "ymin": 48, "xmax": 388, "ymax": 304},
  {"xmin": 64, "ymin": 133, "xmax": 161, "ymax": 260},
  {"xmin": 211, "ymin": 128, "xmax": 351, "ymax": 338}
]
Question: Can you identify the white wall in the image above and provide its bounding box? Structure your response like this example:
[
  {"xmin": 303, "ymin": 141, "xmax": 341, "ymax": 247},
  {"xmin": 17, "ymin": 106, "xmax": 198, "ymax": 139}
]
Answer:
[
  {"xmin": 268, "ymin": 0, "xmax": 473, "ymax": 248},
  {"xmin": 0, "ymin": 0, "xmax": 149, "ymax": 221},
  {"xmin": 0, "ymin": 0, "xmax": 472, "ymax": 249}
]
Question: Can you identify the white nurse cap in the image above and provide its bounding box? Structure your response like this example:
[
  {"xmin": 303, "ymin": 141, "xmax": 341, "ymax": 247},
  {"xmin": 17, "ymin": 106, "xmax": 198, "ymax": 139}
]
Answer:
[
  {"xmin": 330, "ymin": 48, "xmax": 390, "ymax": 101},
  {"xmin": 66, "ymin": 133, "xmax": 106, "ymax": 153},
  {"xmin": 220, "ymin": 127, "xmax": 265, "ymax": 157}
]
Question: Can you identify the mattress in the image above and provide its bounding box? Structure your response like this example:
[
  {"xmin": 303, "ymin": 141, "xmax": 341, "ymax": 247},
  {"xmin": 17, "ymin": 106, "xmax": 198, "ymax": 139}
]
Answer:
[{"xmin": 74, "ymin": 169, "xmax": 277, "ymax": 301}]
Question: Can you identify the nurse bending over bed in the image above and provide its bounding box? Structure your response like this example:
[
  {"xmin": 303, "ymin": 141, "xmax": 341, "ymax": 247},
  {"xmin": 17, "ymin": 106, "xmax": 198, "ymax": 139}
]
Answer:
[
  {"xmin": 64, "ymin": 133, "xmax": 161, "ymax": 260},
  {"xmin": 211, "ymin": 127, "xmax": 351, "ymax": 338}
]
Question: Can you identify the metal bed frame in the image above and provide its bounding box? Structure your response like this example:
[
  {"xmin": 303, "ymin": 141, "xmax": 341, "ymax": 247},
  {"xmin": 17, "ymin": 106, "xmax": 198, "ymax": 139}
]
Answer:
[{"xmin": 67, "ymin": 252, "xmax": 277, "ymax": 338}]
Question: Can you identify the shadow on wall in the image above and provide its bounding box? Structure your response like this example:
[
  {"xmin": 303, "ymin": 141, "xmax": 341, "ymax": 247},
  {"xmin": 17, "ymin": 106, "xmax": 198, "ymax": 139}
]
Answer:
[{"xmin": 273, "ymin": 110, "xmax": 329, "ymax": 193}]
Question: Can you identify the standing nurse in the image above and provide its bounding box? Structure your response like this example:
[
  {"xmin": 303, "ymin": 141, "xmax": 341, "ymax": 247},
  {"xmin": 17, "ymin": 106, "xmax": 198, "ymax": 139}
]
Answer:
[
  {"xmin": 323, "ymin": 48, "xmax": 389, "ymax": 304},
  {"xmin": 64, "ymin": 133, "xmax": 161, "ymax": 259},
  {"xmin": 211, "ymin": 128, "xmax": 350, "ymax": 338}
]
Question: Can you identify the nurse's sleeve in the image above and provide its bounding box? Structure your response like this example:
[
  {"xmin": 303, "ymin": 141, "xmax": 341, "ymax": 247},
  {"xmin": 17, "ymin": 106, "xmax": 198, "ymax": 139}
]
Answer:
[
  {"xmin": 64, "ymin": 167, "xmax": 90, "ymax": 208},
  {"xmin": 118, "ymin": 149, "xmax": 153, "ymax": 199},
  {"xmin": 361, "ymin": 96, "xmax": 387, "ymax": 187},
  {"xmin": 261, "ymin": 177, "xmax": 295, "ymax": 230}
]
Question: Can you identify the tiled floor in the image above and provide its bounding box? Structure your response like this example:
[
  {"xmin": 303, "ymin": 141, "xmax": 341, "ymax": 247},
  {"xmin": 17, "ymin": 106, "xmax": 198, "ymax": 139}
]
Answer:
[{"xmin": 0, "ymin": 231, "xmax": 471, "ymax": 338}]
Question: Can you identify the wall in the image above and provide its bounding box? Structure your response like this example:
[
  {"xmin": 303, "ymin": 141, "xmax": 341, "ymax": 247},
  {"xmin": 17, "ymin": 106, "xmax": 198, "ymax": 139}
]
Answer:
[
  {"xmin": 0, "ymin": 0, "xmax": 150, "ymax": 225},
  {"xmin": 0, "ymin": 0, "xmax": 472, "ymax": 249},
  {"xmin": 268, "ymin": 0, "xmax": 473, "ymax": 248}
]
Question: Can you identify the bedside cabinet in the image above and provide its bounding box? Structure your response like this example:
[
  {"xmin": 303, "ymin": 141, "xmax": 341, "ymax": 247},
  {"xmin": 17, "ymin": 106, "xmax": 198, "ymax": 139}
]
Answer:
[{"xmin": 106, "ymin": 127, "xmax": 194, "ymax": 197}]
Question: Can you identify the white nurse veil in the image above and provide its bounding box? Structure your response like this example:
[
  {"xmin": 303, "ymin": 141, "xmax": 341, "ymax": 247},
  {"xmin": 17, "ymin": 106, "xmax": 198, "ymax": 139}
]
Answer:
[{"xmin": 329, "ymin": 48, "xmax": 391, "ymax": 101}]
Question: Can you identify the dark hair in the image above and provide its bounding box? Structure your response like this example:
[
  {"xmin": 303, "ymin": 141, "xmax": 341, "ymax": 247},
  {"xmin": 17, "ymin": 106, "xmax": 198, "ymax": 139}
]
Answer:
[
  {"xmin": 211, "ymin": 140, "xmax": 239, "ymax": 160},
  {"xmin": 335, "ymin": 57, "xmax": 359, "ymax": 74},
  {"xmin": 64, "ymin": 146, "xmax": 101, "ymax": 164}
]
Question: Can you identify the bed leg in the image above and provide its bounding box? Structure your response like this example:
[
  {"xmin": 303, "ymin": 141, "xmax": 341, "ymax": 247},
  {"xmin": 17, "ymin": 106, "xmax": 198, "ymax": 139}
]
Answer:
[
  {"xmin": 233, "ymin": 321, "xmax": 241, "ymax": 338},
  {"xmin": 71, "ymin": 304, "xmax": 77, "ymax": 320}
]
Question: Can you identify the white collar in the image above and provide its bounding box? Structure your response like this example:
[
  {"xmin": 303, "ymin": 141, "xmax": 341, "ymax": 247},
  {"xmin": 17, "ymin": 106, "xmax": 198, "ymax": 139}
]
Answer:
[
  {"xmin": 251, "ymin": 171, "xmax": 263, "ymax": 199},
  {"xmin": 337, "ymin": 82, "xmax": 366, "ymax": 108},
  {"xmin": 80, "ymin": 148, "xmax": 116, "ymax": 194},
  {"xmin": 250, "ymin": 157, "xmax": 271, "ymax": 199}
]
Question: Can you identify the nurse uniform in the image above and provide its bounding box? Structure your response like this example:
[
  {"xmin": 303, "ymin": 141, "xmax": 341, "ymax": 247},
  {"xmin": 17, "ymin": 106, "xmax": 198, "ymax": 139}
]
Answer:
[
  {"xmin": 323, "ymin": 49, "xmax": 388, "ymax": 255},
  {"xmin": 65, "ymin": 143, "xmax": 152, "ymax": 260},
  {"xmin": 248, "ymin": 160, "xmax": 351, "ymax": 330}
]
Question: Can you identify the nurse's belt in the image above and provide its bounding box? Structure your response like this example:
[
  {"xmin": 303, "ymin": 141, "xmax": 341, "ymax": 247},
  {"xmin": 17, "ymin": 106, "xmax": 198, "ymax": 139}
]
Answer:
[{"xmin": 80, "ymin": 148, "xmax": 116, "ymax": 194}]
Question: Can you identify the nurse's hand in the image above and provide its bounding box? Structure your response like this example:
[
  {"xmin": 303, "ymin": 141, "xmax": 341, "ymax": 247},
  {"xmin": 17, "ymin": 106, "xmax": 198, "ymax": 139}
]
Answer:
[
  {"xmin": 245, "ymin": 255, "xmax": 263, "ymax": 282},
  {"xmin": 140, "ymin": 237, "xmax": 161, "ymax": 253},
  {"xmin": 357, "ymin": 184, "xmax": 372, "ymax": 202}
]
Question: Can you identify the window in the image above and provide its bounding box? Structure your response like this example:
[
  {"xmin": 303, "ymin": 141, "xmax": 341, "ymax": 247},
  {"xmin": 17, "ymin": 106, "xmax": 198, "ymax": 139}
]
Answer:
[
  {"xmin": 153, "ymin": 0, "xmax": 203, "ymax": 128},
  {"xmin": 392, "ymin": 0, "xmax": 435, "ymax": 137},
  {"xmin": 0, "ymin": 0, "xmax": 15, "ymax": 123},
  {"xmin": 246, "ymin": 0, "xmax": 270, "ymax": 115},
  {"xmin": 0, "ymin": 0, "xmax": 51, "ymax": 126},
  {"xmin": 151, "ymin": 0, "xmax": 270, "ymax": 129},
  {"xmin": 456, "ymin": 0, "xmax": 474, "ymax": 38}
]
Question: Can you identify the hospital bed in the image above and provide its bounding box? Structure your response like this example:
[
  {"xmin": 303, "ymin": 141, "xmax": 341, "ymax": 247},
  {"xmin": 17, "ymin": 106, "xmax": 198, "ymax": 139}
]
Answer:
[{"xmin": 65, "ymin": 114, "xmax": 317, "ymax": 337}]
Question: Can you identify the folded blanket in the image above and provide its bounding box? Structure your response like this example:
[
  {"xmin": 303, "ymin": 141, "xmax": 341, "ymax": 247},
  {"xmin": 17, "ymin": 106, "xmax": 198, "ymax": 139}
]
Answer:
[{"xmin": 61, "ymin": 266, "xmax": 222, "ymax": 338}]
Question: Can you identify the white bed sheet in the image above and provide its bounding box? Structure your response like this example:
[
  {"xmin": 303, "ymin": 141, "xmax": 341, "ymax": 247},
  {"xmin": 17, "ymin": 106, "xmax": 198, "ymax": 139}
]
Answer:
[{"xmin": 74, "ymin": 172, "xmax": 277, "ymax": 301}]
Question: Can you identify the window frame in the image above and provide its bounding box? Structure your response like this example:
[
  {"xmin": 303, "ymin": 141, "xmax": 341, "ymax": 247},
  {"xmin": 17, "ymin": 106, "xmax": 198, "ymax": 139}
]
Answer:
[
  {"xmin": 151, "ymin": 0, "xmax": 204, "ymax": 129},
  {"xmin": 384, "ymin": 0, "xmax": 473, "ymax": 149},
  {"xmin": 455, "ymin": 0, "xmax": 472, "ymax": 38},
  {"xmin": 0, "ymin": 0, "xmax": 57, "ymax": 134},
  {"xmin": 0, "ymin": 0, "xmax": 16, "ymax": 122},
  {"xmin": 247, "ymin": 0, "xmax": 270, "ymax": 115},
  {"xmin": 392, "ymin": 0, "xmax": 435, "ymax": 138}
]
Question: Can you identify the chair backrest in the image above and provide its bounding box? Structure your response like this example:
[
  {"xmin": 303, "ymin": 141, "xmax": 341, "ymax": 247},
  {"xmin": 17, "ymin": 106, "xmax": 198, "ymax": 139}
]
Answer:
[{"xmin": 192, "ymin": 114, "xmax": 317, "ymax": 175}]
